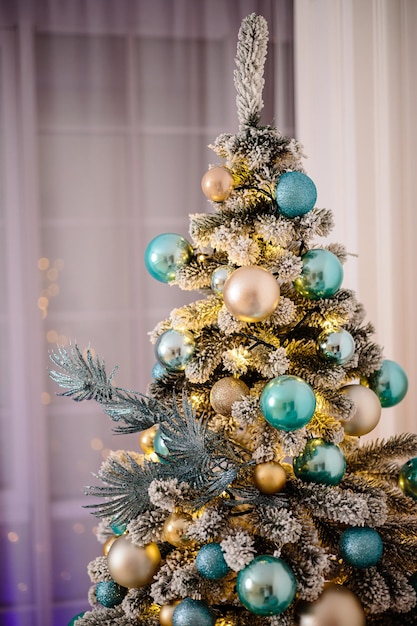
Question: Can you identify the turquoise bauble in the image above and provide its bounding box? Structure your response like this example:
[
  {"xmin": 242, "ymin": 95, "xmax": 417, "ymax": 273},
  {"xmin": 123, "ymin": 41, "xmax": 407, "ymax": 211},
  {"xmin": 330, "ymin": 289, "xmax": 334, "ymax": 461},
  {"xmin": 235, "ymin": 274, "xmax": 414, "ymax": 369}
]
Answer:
[
  {"xmin": 154, "ymin": 428, "xmax": 170, "ymax": 460},
  {"xmin": 275, "ymin": 171, "xmax": 317, "ymax": 218},
  {"xmin": 260, "ymin": 375, "xmax": 316, "ymax": 431},
  {"xmin": 68, "ymin": 614, "xmax": 85, "ymax": 626},
  {"xmin": 294, "ymin": 249, "xmax": 343, "ymax": 300},
  {"xmin": 155, "ymin": 329, "xmax": 195, "ymax": 371},
  {"xmin": 195, "ymin": 543, "xmax": 230, "ymax": 580},
  {"xmin": 409, "ymin": 572, "xmax": 417, "ymax": 592},
  {"xmin": 211, "ymin": 265, "xmax": 233, "ymax": 295},
  {"xmin": 96, "ymin": 580, "xmax": 128, "ymax": 607},
  {"xmin": 237, "ymin": 555, "xmax": 297, "ymax": 615},
  {"xmin": 369, "ymin": 359, "xmax": 408, "ymax": 407},
  {"xmin": 152, "ymin": 361, "xmax": 167, "ymax": 379},
  {"xmin": 339, "ymin": 527, "xmax": 383, "ymax": 568},
  {"xmin": 293, "ymin": 438, "xmax": 346, "ymax": 485},
  {"xmin": 110, "ymin": 522, "xmax": 127, "ymax": 535},
  {"xmin": 398, "ymin": 457, "xmax": 417, "ymax": 500},
  {"xmin": 172, "ymin": 598, "xmax": 215, "ymax": 626},
  {"xmin": 145, "ymin": 233, "xmax": 193, "ymax": 283},
  {"xmin": 317, "ymin": 328, "xmax": 355, "ymax": 365}
]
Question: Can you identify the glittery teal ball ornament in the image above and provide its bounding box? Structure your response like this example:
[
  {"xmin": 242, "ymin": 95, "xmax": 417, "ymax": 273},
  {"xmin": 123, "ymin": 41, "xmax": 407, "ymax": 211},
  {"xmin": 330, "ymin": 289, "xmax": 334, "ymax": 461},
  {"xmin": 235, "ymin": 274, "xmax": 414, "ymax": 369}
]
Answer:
[
  {"xmin": 294, "ymin": 249, "xmax": 343, "ymax": 300},
  {"xmin": 155, "ymin": 329, "xmax": 195, "ymax": 371},
  {"xmin": 144, "ymin": 233, "xmax": 193, "ymax": 283},
  {"xmin": 172, "ymin": 598, "xmax": 215, "ymax": 626},
  {"xmin": 153, "ymin": 428, "xmax": 170, "ymax": 460},
  {"xmin": 275, "ymin": 171, "xmax": 317, "ymax": 218},
  {"xmin": 317, "ymin": 328, "xmax": 355, "ymax": 365},
  {"xmin": 68, "ymin": 614, "xmax": 85, "ymax": 626},
  {"xmin": 369, "ymin": 359, "xmax": 408, "ymax": 407},
  {"xmin": 339, "ymin": 526, "xmax": 383, "ymax": 568},
  {"xmin": 211, "ymin": 265, "xmax": 233, "ymax": 295},
  {"xmin": 95, "ymin": 580, "xmax": 128, "ymax": 607},
  {"xmin": 293, "ymin": 438, "xmax": 346, "ymax": 485},
  {"xmin": 398, "ymin": 457, "xmax": 417, "ymax": 500},
  {"xmin": 237, "ymin": 555, "xmax": 297, "ymax": 615},
  {"xmin": 195, "ymin": 542, "xmax": 230, "ymax": 580},
  {"xmin": 260, "ymin": 375, "xmax": 316, "ymax": 431},
  {"xmin": 110, "ymin": 522, "xmax": 127, "ymax": 535}
]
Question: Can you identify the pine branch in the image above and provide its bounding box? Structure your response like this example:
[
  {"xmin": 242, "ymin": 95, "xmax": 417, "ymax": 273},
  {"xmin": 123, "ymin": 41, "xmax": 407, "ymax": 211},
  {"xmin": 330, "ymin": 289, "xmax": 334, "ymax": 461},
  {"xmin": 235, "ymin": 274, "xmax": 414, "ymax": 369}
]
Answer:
[{"xmin": 346, "ymin": 433, "xmax": 417, "ymax": 472}]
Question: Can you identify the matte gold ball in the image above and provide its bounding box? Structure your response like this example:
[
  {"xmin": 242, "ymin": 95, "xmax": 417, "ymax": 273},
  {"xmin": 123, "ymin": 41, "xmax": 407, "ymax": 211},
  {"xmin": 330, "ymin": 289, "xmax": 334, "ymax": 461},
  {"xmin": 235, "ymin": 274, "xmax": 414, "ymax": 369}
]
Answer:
[
  {"xmin": 210, "ymin": 377, "xmax": 250, "ymax": 417},
  {"xmin": 223, "ymin": 266, "xmax": 280, "ymax": 322},
  {"xmin": 103, "ymin": 535, "xmax": 118, "ymax": 556},
  {"xmin": 253, "ymin": 462, "xmax": 287, "ymax": 494},
  {"xmin": 201, "ymin": 166, "xmax": 234, "ymax": 202},
  {"xmin": 295, "ymin": 583, "xmax": 366, "ymax": 626},
  {"xmin": 159, "ymin": 601, "xmax": 181, "ymax": 626},
  {"xmin": 107, "ymin": 535, "xmax": 161, "ymax": 588},
  {"xmin": 162, "ymin": 512, "xmax": 193, "ymax": 548},
  {"xmin": 340, "ymin": 384, "xmax": 382, "ymax": 436},
  {"xmin": 138, "ymin": 424, "xmax": 158, "ymax": 454}
]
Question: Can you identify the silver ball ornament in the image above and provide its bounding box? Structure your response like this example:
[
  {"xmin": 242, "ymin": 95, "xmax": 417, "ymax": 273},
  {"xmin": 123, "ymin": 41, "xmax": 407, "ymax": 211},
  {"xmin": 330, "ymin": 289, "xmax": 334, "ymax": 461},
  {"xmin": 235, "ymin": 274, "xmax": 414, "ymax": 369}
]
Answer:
[
  {"xmin": 155, "ymin": 329, "xmax": 195, "ymax": 371},
  {"xmin": 223, "ymin": 266, "xmax": 280, "ymax": 322}
]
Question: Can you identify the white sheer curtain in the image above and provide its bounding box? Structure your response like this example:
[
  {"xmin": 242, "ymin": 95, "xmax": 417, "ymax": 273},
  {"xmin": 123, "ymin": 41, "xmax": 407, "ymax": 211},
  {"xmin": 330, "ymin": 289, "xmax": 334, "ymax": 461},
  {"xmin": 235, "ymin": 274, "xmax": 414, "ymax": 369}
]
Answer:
[{"xmin": 0, "ymin": 1, "xmax": 294, "ymax": 624}]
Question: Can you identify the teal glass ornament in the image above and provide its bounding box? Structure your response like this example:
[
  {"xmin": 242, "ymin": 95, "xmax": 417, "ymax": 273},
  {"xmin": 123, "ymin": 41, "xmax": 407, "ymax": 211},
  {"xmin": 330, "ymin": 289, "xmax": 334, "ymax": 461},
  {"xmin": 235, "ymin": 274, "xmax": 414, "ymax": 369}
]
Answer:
[
  {"xmin": 155, "ymin": 329, "xmax": 195, "ymax": 371},
  {"xmin": 211, "ymin": 265, "xmax": 233, "ymax": 295},
  {"xmin": 154, "ymin": 428, "xmax": 170, "ymax": 460},
  {"xmin": 317, "ymin": 328, "xmax": 355, "ymax": 365},
  {"xmin": 145, "ymin": 233, "xmax": 193, "ymax": 283},
  {"xmin": 68, "ymin": 613, "xmax": 85, "ymax": 626},
  {"xmin": 110, "ymin": 522, "xmax": 127, "ymax": 535},
  {"xmin": 294, "ymin": 249, "xmax": 343, "ymax": 300},
  {"xmin": 96, "ymin": 580, "xmax": 128, "ymax": 607},
  {"xmin": 369, "ymin": 359, "xmax": 408, "ymax": 407},
  {"xmin": 152, "ymin": 361, "xmax": 167, "ymax": 379},
  {"xmin": 275, "ymin": 171, "xmax": 317, "ymax": 218},
  {"xmin": 195, "ymin": 543, "xmax": 230, "ymax": 580},
  {"xmin": 339, "ymin": 526, "xmax": 383, "ymax": 568},
  {"xmin": 409, "ymin": 572, "xmax": 417, "ymax": 592},
  {"xmin": 293, "ymin": 438, "xmax": 346, "ymax": 485},
  {"xmin": 398, "ymin": 457, "xmax": 417, "ymax": 500},
  {"xmin": 260, "ymin": 375, "xmax": 316, "ymax": 432},
  {"xmin": 172, "ymin": 598, "xmax": 215, "ymax": 626},
  {"xmin": 237, "ymin": 555, "xmax": 297, "ymax": 615}
]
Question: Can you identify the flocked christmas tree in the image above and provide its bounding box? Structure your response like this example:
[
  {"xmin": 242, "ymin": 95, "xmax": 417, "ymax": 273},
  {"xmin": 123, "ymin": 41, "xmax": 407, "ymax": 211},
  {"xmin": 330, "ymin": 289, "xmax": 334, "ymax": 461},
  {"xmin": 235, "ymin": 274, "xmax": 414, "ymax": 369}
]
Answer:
[{"xmin": 50, "ymin": 14, "xmax": 417, "ymax": 626}]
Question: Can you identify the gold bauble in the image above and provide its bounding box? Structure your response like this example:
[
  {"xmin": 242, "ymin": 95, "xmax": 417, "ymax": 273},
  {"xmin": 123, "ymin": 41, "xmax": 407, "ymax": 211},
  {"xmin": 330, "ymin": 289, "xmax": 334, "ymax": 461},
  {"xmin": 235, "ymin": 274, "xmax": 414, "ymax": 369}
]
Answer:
[
  {"xmin": 107, "ymin": 535, "xmax": 161, "ymax": 588},
  {"xmin": 138, "ymin": 424, "xmax": 158, "ymax": 454},
  {"xmin": 295, "ymin": 583, "xmax": 366, "ymax": 626},
  {"xmin": 201, "ymin": 166, "xmax": 234, "ymax": 202},
  {"xmin": 210, "ymin": 377, "xmax": 250, "ymax": 417},
  {"xmin": 159, "ymin": 601, "xmax": 181, "ymax": 626},
  {"xmin": 253, "ymin": 462, "xmax": 287, "ymax": 495},
  {"xmin": 162, "ymin": 512, "xmax": 193, "ymax": 548},
  {"xmin": 340, "ymin": 384, "xmax": 382, "ymax": 436},
  {"xmin": 103, "ymin": 535, "xmax": 118, "ymax": 556},
  {"xmin": 223, "ymin": 266, "xmax": 280, "ymax": 322}
]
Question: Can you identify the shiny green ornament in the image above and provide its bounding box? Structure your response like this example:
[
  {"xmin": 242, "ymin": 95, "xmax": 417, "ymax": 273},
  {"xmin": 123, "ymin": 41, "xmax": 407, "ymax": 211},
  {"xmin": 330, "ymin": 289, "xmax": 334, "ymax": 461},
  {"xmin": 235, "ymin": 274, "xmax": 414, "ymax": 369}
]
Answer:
[
  {"xmin": 237, "ymin": 555, "xmax": 297, "ymax": 615},
  {"xmin": 293, "ymin": 438, "xmax": 346, "ymax": 485},
  {"xmin": 339, "ymin": 526, "xmax": 383, "ymax": 568},
  {"xmin": 172, "ymin": 598, "xmax": 215, "ymax": 626},
  {"xmin": 399, "ymin": 457, "xmax": 417, "ymax": 500},
  {"xmin": 68, "ymin": 614, "xmax": 85, "ymax": 626},
  {"xmin": 145, "ymin": 233, "xmax": 193, "ymax": 283},
  {"xmin": 154, "ymin": 428, "xmax": 170, "ymax": 460},
  {"xmin": 155, "ymin": 329, "xmax": 195, "ymax": 371},
  {"xmin": 260, "ymin": 375, "xmax": 316, "ymax": 431},
  {"xmin": 317, "ymin": 328, "xmax": 355, "ymax": 365},
  {"xmin": 369, "ymin": 359, "xmax": 408, "ymax": 407},
  {"xmin": 195, "ymin": 543, "xmax": 230, "ymax": 580},
  {"xmin": 211, "ymin": 265, "xmax": 233, "ymax": 295},
  {"xmin": 110, "ymin": 522, "xmax": 127, "ymax": 535},
  {"xmin": 294, "ymin": 249, "xmax": 343, "ymax": 299}
]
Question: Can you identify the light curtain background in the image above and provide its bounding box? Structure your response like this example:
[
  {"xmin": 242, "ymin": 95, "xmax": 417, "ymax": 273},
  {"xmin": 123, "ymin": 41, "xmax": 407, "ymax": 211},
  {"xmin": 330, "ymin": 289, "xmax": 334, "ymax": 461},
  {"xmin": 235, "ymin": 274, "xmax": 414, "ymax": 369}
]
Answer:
[{"xmin": 0, "ymin": 0, "xmax": 416, "ymax": 624}]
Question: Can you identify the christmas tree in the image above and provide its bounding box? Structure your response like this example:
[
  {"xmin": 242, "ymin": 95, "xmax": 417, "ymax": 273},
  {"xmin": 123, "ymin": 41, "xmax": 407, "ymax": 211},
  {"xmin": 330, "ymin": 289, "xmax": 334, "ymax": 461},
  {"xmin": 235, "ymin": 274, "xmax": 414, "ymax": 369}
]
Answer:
[{"xmin": 50, "ymin": 14, "xmax": 417, "ymax": 626}]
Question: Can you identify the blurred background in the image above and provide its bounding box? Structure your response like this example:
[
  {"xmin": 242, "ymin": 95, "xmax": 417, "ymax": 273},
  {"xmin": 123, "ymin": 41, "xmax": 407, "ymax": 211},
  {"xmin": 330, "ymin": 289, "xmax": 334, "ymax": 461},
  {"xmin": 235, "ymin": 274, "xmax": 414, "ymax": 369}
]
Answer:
[{"xmin": 0, "ymin": 0, "xmax": 415, "ymax": 624}]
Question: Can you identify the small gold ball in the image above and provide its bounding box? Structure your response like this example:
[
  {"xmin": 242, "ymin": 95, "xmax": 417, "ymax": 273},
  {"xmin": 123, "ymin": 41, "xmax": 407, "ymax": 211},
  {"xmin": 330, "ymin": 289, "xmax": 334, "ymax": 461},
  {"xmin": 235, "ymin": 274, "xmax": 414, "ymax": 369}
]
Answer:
[
  {"xmin": 103, "ymin": 535, "xmax": 118, "ymax": 556},
  {"xmin": 159, "ymin": 601, "xmax": 181, "ymax": 626},
  {"xmin": 107, "ymin": 536, "xmax": 161, "ymax": 588},
  {"xmin": 138, "ymin": 424, "xmax": 159, "ymax": 455},
  {"xmin": 201, "ymin": 166, "xmax": 234, "ymax": 202},
  {"xmin": 162, "ymin": 512, "xmax": 193, "ymax": 548},
  {"xmin": 210, "ymin": 377, "xmax": 249, "ymax": 417},
  {"xmin": 253, "ymin": 462, "xmax": 287, "ymax": 495}
]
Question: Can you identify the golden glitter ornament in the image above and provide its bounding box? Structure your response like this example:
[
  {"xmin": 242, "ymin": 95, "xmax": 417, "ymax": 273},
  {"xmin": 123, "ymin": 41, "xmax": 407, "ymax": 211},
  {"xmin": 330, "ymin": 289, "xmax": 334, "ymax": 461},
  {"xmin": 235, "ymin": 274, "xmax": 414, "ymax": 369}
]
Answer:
[
  {"xmin": 201, "ymin": 166, "xmax": 234, "ymax": 202},
  {"xmin": 159, "ymin": 601, "xmax": 181, "ymax": 626},
  {"xmin": 339, "ymin": 384, "xmax": 382, "ymax": 436},
  {"xmin": 138, "ymin": 424, "xmax": 158, "ymax": 454},
  {"xmin": 223, "ymin": 266, "xmax": 280, "ymax": 322},
  {"xmin": 295, "ymin": 583, "xmax": 366, "ymax": 626},
  {"xmin": 107, "ymin": 535, "xmax": 161, "ymax": 588},
  {"xmin": 210, "ymin": 377, "xmax": 249, "ymax": 417},
  {"xmin": 253, "ymin": 461, "xmax": 287, "ymax": 494},
  {"xmin": 162, "ymin": 512, "xmax": 193, "ymax": 548}
]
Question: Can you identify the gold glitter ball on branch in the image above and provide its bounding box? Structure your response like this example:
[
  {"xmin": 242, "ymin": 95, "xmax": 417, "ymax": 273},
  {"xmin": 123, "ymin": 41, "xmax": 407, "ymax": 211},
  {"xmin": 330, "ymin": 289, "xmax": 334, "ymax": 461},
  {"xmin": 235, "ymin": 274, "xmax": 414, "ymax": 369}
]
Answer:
[{"xmin": 210, "ymin": 376, "xmax": 250, "ymax": 417}]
